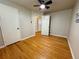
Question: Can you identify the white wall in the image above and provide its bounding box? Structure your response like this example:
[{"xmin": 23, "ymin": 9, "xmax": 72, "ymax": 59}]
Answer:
[
  {"xmin": 69, "ymin": 0, "xmax": 79, "ymax": 59},
  {"xmin": 19, "ymin": 7, "xmax": 34, "ymax": 39},
  {"xmin": 50, "ymin": 9, "xmax": 72, "ymax": 37},
  {"xmin": 38, "ymin": 19, "xmax": 42, "ymax": 31}
]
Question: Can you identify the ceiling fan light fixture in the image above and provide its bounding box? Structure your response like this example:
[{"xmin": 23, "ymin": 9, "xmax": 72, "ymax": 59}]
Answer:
[{"xmin": 40, "ymin": 4, "xmax": 45, "ymax": 9}]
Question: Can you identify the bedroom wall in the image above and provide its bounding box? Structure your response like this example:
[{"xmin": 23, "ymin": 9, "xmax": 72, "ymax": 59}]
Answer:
[
  {"xmin": 68, "ymin": 0, "xmax": 79, "ymax": 59},
  {"xmin": 19, "ymin": 7, "xmax": 34, "ymax": 39},
  {"xmin": 50, "ymin": 9, "xmax": 72, "ymax": 38}
]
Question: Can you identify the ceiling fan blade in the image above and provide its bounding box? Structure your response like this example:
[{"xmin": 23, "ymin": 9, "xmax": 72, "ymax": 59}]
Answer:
[
  {"xmin": 38, "ymin": 0, "xmax": 52, "ymax": 5},
  {"xmin": 33, "ymin": 5, "xmax": 40, "ymax": 7},
  {"xmin": 45, "ymin": 6, "xmax": 50, "ymax": 9},
  {"xmin": 38, "ymin": 0, "xmax": 44, "ymax": 4},
  {"xmin": 45, "ymin": 0, "xmax": 52, "ymax": 5}
]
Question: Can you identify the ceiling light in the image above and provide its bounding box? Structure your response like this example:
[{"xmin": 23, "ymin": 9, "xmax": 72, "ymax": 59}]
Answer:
[{"xmin": 40, "ymin": 4, "xmax": 45, "ymax": 9}]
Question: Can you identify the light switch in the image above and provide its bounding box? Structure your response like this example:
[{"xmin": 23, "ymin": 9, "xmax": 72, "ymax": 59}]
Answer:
[
  {"xmin": 76, "ymin": 19, "xmax": 79, "ymax": 23},
  {"xmin": 31, "ymin": 21, "xmax": 32, "ymax": 23}
]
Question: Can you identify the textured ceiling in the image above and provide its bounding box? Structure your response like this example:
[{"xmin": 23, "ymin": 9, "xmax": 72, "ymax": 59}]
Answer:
[{"xmin": 8, "ymin": 0, "xmax": 76, "ymax": 13}]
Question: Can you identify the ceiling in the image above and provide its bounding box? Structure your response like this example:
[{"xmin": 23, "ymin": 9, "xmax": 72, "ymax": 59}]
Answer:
[{"xmin": 8, "ymin": 0, "xmax": 76, "ymax": 13}]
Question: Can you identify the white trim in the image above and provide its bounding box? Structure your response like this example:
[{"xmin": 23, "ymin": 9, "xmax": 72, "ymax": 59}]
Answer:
[
  {"xmin": 21, "ymin": 35, "xmax": 35, "ymax": 41},
  {"xmin": 50, "ymin": 34, "xmax": 67, "ymax": 38},
  {"xmin": 0, "ymin": 45, "xmax": 6, "ymax": 49},
  {"xmin": 68, "ymin": 40, "xmax": 75, "ymax": 59},
  {"xmin": 0, "ymin": 35, "xmax": 35, "ymax": 49}
]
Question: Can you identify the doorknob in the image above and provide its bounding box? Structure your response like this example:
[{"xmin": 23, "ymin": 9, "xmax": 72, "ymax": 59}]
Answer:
[{"xmin": 17, "ymin": 28, "xmax": 20, "ymax": 30}]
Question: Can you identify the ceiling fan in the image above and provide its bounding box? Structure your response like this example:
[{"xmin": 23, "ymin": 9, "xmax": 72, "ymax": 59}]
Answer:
[{"xmin": 33, "ymin": 0, "xmax": 53, "ymax": 9}]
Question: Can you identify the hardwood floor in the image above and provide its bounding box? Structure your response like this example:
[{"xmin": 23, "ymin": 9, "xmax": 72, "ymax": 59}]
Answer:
[{"xmin": 0, "ymin": 32, "xmax": 72, "ymax": 59}]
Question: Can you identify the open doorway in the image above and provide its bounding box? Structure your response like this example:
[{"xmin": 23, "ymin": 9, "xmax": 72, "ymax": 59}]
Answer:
[
  {"xmin": 35, "ymin": 16, "xmax": 42, "ymax": 36},
  {"xmin": 34, "ymin": 15, "xmax": 51, "ymax": 36}
]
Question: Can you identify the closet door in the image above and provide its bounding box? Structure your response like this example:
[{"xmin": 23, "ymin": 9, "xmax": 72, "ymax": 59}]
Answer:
[
  {"xmin": 41, "ymin": 15, "xmax": 50, "ymax": 35},
  {"xmin": 0, "ymin": 4, "xmax": 21, "ymax": 46},
  {"xmin": 0, "ymin": 17, "xmax": 4, "ymax": 46}
]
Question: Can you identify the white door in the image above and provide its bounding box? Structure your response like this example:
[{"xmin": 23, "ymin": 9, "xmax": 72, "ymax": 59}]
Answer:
[
  {"xmin": 41, "ymin": 15, "xmax": 50, "ymax": 35},
  {"xmin": 0, "ymin": 4, "xmax": 21, "ymax": 46}
]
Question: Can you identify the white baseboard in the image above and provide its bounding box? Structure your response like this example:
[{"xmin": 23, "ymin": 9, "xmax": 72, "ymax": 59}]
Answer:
[
  {"xmin": 51, "ymin": 34, "xmax": 75, "ymax": 59},
  {"xmin": 0, "ymin": 35, "xmax": 35, "ymax": 49},
  {"xmin": 0, "ymin": 45, "xmax": 6, "ymax": 49},
  {"xmin": 21, "ymin": 35, "xmax": 35, "ymax": 41},
  {"xmin": 50, "ymin": 34, "xmax": 67, "ymax": 38},
  {"xmin": 68, "ymin": 40, "xmax": 75, "ymax": 59}
]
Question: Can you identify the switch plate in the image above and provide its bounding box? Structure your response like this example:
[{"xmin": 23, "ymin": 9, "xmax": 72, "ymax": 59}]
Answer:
[
  {"xmin": 76, "ymin": 19, "xmax": 79, "ymax": 23},
  {"xmin": 76, "ymin": 13, "xmax": 79, "ymax": 23}
]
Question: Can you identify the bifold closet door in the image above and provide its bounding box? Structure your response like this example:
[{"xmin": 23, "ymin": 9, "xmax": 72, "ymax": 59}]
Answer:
[
  {"xmin": 0, "ymin": 4, "xmax": 21, "ymax": 46},
  {"xmin": 0, "ymin": 18, "xmax": 4, "ymax": 46}
]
